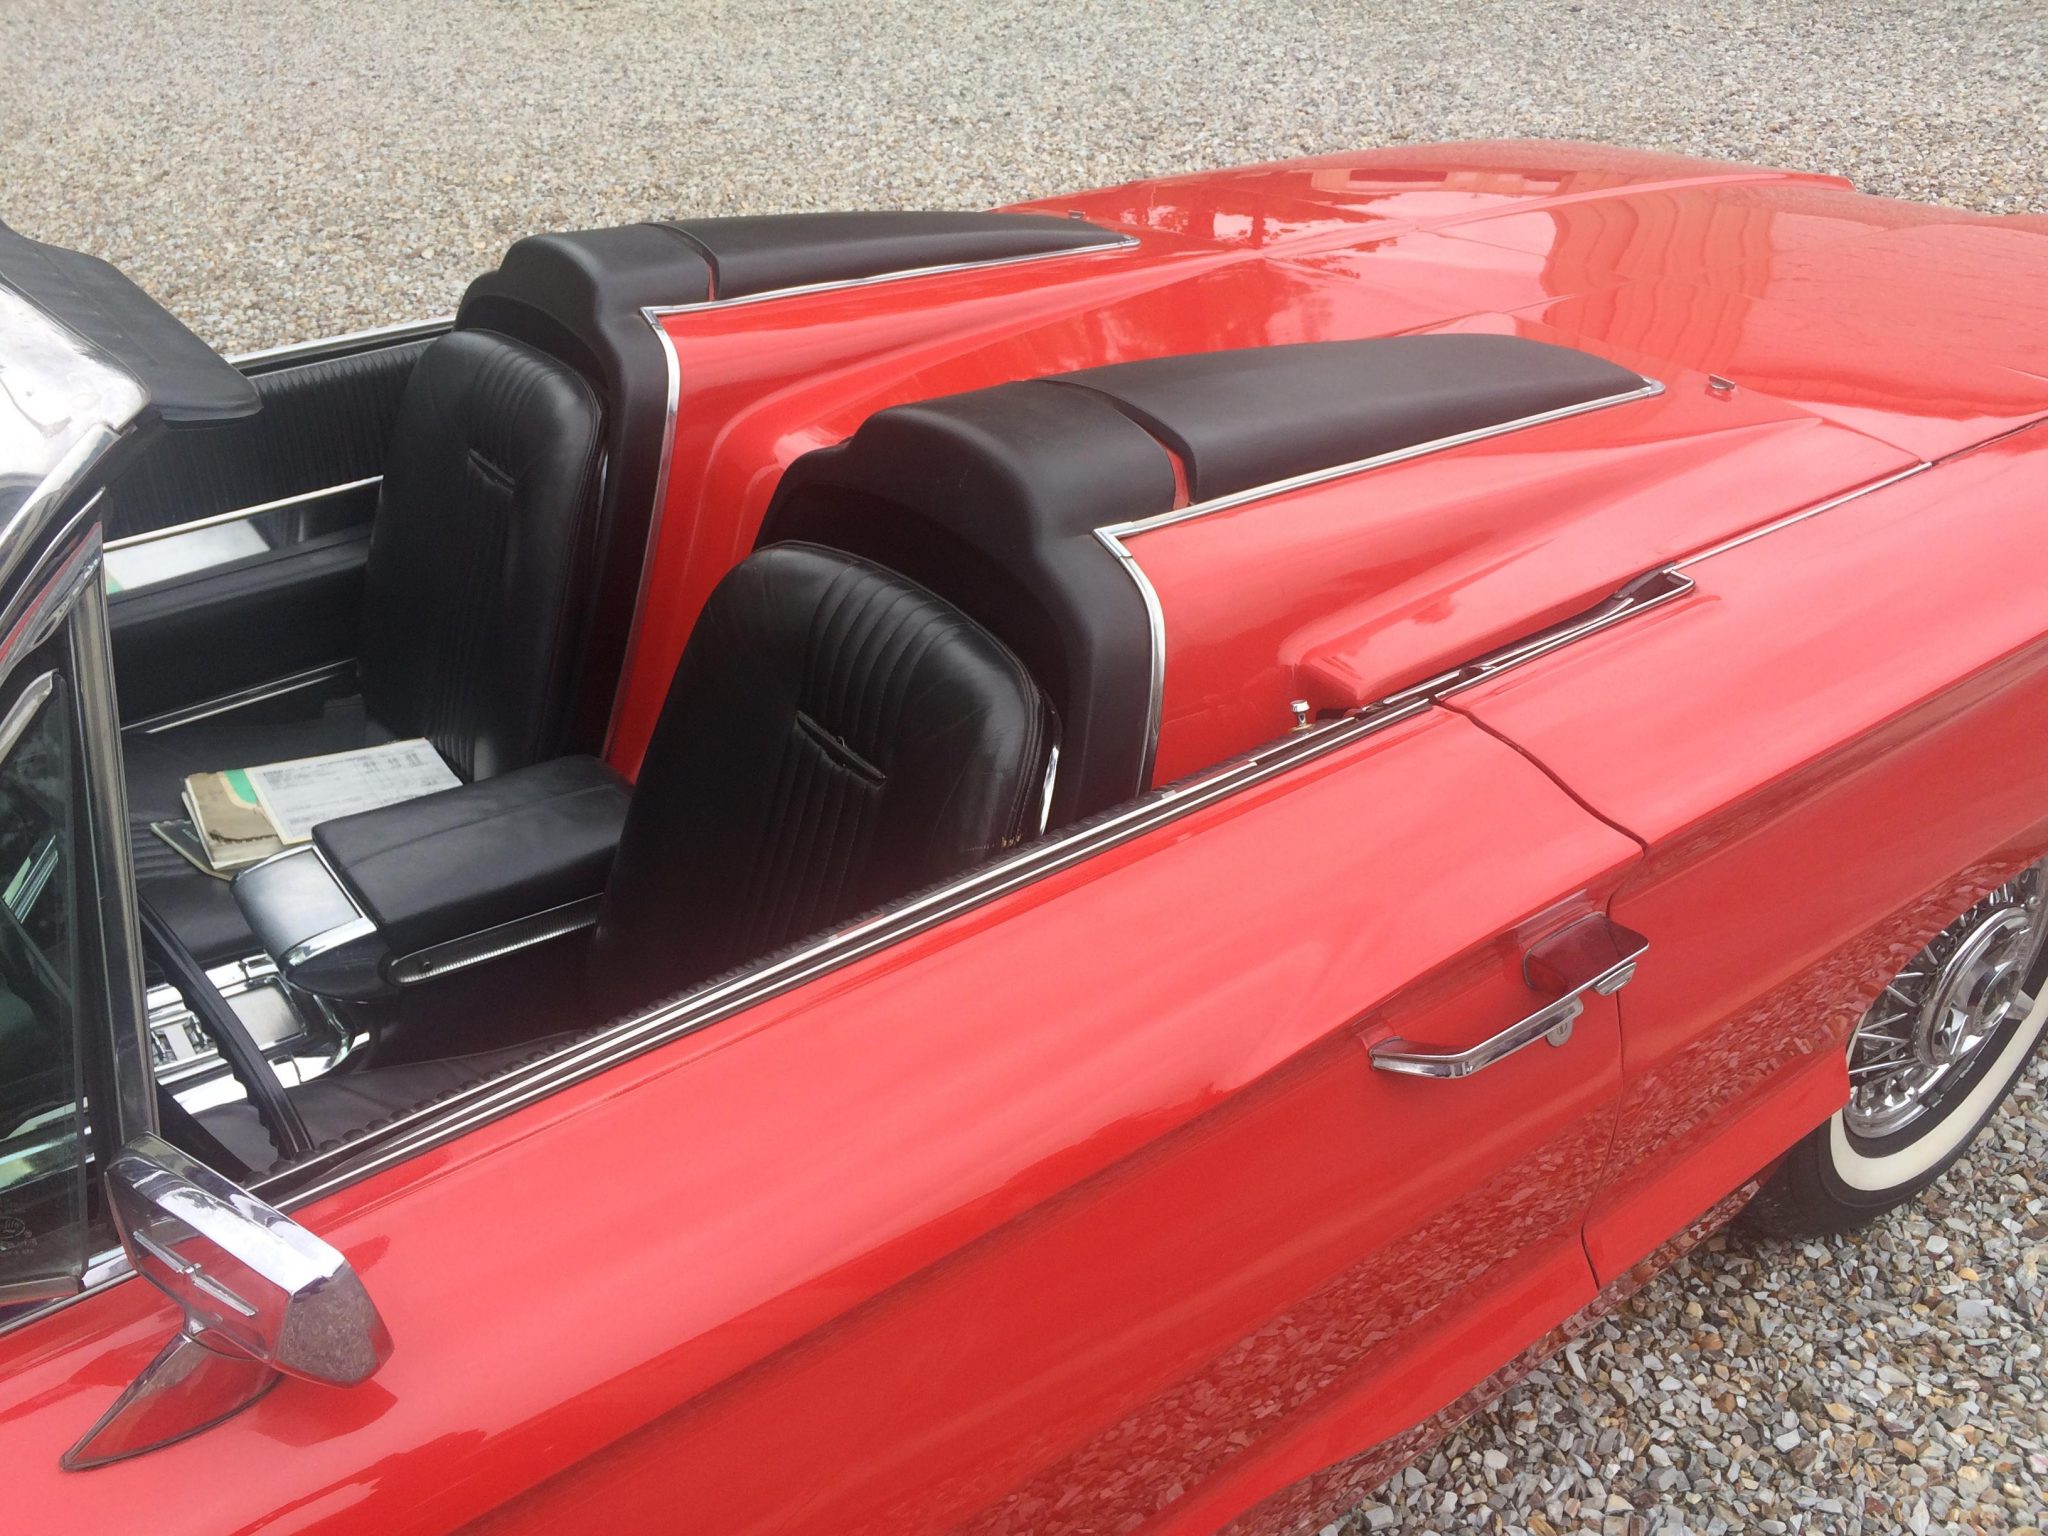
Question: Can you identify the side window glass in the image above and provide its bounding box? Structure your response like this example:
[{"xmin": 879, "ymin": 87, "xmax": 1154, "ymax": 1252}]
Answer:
[{"xmin": 0, "ymin": 671, "xmax": 89, "ymax": 1303}]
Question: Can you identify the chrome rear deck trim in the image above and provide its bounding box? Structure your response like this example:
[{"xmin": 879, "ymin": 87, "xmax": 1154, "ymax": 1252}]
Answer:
[
  {"xmin": 605, "ymin": 231, "xmax": 1143, "ymax": 753},
  {"xmin": 1095, "ymin": 376, "xmax": 1666, "ymax": 789}
]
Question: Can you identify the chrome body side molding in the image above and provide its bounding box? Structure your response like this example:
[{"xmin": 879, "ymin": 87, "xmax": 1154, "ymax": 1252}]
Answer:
[{"xmin": 259, "ymin": 560, "xmax": 1697, "ymax": 1210}]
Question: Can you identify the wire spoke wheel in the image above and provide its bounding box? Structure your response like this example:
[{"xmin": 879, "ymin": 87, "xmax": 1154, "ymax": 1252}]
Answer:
[{"xmin": 1844, "ymin": 870, "xmax": 2047, "ymax": 1139}]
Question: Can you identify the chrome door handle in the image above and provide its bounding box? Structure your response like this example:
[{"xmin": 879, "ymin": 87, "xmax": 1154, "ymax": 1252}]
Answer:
[{"xmin": 1369, "ymin": 914, "xmax": 1648, "ymax": 1080}]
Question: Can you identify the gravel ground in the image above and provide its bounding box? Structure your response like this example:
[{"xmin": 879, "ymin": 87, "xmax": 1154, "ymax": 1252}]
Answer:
[
  {"xmin": 5, "ymin": 3, "xmax": 2047, "ymax": 1531},
  {"xmin": 1, "ymin": 0, "xmax": 2042, "ymax": 353}
]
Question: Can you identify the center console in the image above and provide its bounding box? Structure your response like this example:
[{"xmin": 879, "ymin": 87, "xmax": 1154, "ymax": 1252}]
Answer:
[{"xmin": 232, "ymin": 755, "xmax": 630, "ymax": 999}]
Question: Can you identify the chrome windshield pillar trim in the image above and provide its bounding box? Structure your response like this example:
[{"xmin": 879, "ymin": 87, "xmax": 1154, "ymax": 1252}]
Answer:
[
  {"xmin": 125, "ymin": 658, "xmax": 356, "ymax": 736},
  {"xmin": 0, "ymin": 670, "xmax": 57, "ymax": 761},
  {"xmin": 103, "ymin": 478, "xmax": 381, "ymax": 553},
  {"xmin": 71, "ymin": 554, "xmax": 156, "ymax": 1146}
]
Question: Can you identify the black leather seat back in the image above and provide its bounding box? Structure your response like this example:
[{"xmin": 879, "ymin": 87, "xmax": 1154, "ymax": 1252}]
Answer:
[
  {"xmin": 358, "ymin": 329, "xmax": 605, "ymax": 781},
  {"xmin": 589, "ymin": 543, "xmax": 1051, "ymax": 1012}
]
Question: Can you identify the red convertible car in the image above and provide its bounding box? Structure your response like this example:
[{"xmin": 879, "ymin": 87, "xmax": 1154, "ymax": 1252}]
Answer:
[{"xmin": 2, "ymin": 139, "xmax": 2046, "ymax": 1533}]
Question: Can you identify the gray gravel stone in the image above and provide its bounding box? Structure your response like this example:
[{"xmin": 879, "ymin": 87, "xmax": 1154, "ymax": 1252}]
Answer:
[
  {"xmin": 3, "ymin": 3, "xmax": 2045, "ymax": 1532},
  {"xmin": 1, "ymin": 0, "xmax": 2042, "ymax": 353}
]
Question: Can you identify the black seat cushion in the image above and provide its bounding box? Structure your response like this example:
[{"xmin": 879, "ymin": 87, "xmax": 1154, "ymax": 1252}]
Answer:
[
  {"xmin": 357, "ymin": 328, "xmax": 604, "ymax": 782},
  {"xmin": 129, "ymin": 328, "xmax": 605, "ymax": 963},
  {"xmin": 125, "ymin": 696, "xmax": 386, "ymax": 965},
  {"xmin": 588, "ymin": 543, "xmax": 1051, "ymax": 1013}
]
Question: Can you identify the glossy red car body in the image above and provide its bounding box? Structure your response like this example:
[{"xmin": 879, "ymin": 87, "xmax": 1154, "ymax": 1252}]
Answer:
[{"xmin": 8, "ymin": 139, "xmax": 2048, "ymax": 1534}]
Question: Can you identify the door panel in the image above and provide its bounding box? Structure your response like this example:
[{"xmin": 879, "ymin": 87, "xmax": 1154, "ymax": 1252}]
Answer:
[
  {"xmin": 107, "ymin": 528, "xmax": 368, "ymax": 725},
  {"xmin": 1450, "ymin": 428, "xmax": 2048, "ymax": 1280},
  {"xmin": 99, "ymin": 334, "xmax": 432, "ymax": 722},
  {"xmin": 96, "ymin": 337, "xmax": 428, "ymax": 544},
  {"xmin": 0, "ymin": 708, "xmax": 1636, "ymax": 1535}
]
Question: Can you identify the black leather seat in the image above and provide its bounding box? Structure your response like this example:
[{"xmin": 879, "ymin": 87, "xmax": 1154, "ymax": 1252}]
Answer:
[
  {"xmin": 587, "ymin": 542, "xmax": 1054, "ymax": 1012},
  {"xmin": 199, "ymin": 543, "xmax": 1053, "ymax": 1169},
  {"xmin": 128, "ymin": 329, "xmax": 605, "ymax": 962}
]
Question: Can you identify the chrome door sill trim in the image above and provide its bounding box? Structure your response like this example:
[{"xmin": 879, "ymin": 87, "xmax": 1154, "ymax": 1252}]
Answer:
[
  {"xmin": 124, "ymin": 659, "xmax": 355, "ymax": 736},
  {"xmin": 258, "ymin": 559, "xmax": 1697, "ymax": 1211},
  {"xmin": 105, "ymin": 478, "xmax": 381, "ymax": 554},
  {"xmin": 227, "ymin": 317, "xmax": 453, "ymax": 371}
]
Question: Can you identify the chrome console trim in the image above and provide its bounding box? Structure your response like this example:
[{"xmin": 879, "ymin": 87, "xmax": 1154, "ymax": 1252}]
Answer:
[
  {"xmin": 103, "ymin": 478, "xmax": 381, "ymax": 553},
  {"xmin": 388, "ymin": 894, "xmax": 603, "ymax": 986},
  {"xmin": 260, "ymin": 559, "xmax": 1698, "ymax": 1209}
]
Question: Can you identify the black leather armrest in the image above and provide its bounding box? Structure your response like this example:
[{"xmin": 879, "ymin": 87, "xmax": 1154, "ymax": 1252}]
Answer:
[{"xmin": 312, "ymin": 755, "xmax": 629, "ymax": 974}]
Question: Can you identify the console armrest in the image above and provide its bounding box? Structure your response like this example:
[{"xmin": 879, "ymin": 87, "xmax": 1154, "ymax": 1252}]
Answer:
[{"xmin": 232, "ymin": 755, "xmax": 630, "ymax": 998}]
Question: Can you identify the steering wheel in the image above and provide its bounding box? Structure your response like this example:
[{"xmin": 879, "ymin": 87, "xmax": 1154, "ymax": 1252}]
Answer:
[{"xmin": 137, "ymin": 895, "xmax": 314, "ymax": 1163}]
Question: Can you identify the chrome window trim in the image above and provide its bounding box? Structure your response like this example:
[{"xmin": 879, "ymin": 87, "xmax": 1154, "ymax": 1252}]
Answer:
[
  {"xmin": 256, "ymin": 560, "xmax": 1696, "ymax": 1211},
  {"xmin": 103, "ymin": 477, "xmax": 381, "ymax": 554},
  {"xmin": 225, "ymin": 316, "xmax": 453, "ymax": 372},
  {"xmin": 124, "ymin": 658, "xmax": 356, "ymax": 736},
  {"xmin": 1092, "ymin": 376, "xmax": 1665, "ymax": 786}
]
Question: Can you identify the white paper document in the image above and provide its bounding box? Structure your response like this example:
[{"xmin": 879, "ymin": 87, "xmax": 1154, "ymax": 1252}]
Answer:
[{"xmin": 245, "ymin": 738, "xmax": 461, "ymax": 843}]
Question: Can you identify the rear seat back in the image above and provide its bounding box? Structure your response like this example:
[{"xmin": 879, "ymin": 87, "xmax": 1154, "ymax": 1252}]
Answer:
[{"xmin": 357, "ymin": 329, "xmax": 605, "ymax": 781}]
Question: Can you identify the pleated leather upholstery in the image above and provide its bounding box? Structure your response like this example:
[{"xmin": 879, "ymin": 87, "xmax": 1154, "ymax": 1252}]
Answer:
[
  {"xmin": 357, "ymin": 329, "xmax": 605, "ymax": 781},
  {"xmin": 98, "ymin": 339, "xmax": 428, "ymax": 541},
  {"xmin": 589, "ymin": 543, "xmax": 1051, "ymax": 1013}
]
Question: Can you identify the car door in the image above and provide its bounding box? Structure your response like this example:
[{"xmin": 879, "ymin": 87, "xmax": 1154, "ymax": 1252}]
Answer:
[
  {"xmin": 3, "ymin": 700, "xmax": 1639, "ymax": 1536},
  {"xmin": 102, "ymin": 326, "xmax": 440, "ymax": 728},
  {"xmin": 1448, "ymin": 428, "xmax": 2048, "ymax": 1281}
]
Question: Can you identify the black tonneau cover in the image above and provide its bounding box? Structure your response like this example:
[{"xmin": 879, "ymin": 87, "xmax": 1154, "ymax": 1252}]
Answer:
[{"xmin": 0, "ymin": 219, "xmax": 257, "ymax": 428}]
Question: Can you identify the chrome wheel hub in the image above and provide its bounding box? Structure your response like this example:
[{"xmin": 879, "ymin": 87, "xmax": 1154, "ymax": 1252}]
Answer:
[{"xmin": 1845, "ymin": 872, "xmax": 2046, "ymax": 1139}]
